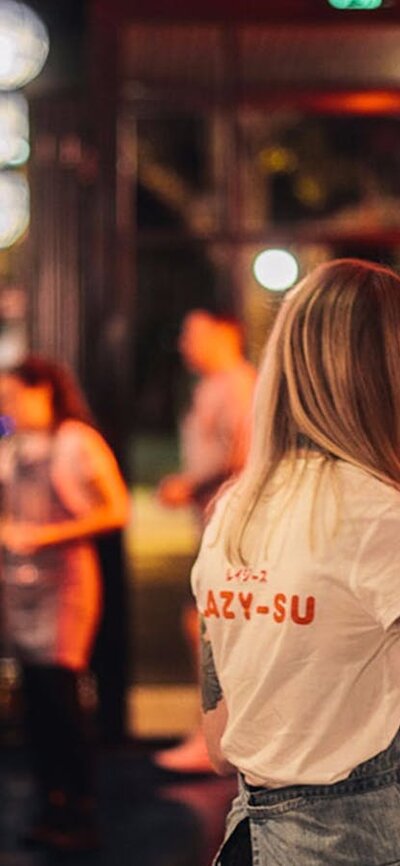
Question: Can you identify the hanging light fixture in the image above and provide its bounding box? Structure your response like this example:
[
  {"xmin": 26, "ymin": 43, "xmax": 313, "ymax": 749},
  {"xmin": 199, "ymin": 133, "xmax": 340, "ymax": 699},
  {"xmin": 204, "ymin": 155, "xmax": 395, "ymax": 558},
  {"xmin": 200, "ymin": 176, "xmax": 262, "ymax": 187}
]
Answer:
[{"xmin": 0, "ymin": 1, "xmax": 49, "ymax": 90}]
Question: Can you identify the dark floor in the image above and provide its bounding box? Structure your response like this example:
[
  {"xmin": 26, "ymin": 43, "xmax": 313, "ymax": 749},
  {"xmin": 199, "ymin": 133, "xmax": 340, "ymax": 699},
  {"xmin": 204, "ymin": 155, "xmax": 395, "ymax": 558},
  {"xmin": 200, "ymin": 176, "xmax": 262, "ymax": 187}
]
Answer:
[{"xmin": 0, "ymin": 741, "xmax": 237, "ymax": 866}]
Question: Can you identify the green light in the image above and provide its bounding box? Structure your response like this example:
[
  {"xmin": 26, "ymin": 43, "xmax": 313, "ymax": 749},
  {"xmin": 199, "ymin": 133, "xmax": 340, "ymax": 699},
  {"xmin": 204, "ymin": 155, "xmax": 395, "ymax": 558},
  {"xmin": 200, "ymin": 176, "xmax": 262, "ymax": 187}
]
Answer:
[{"xmin": 328, "ymin": 0, "xmax": 383, "ymax": 8}]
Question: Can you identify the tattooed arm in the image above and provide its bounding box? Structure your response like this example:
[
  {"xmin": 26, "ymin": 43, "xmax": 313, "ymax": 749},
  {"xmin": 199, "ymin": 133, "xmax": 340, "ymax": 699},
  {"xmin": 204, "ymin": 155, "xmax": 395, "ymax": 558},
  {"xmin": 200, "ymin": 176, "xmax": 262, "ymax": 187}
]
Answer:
[{"xmin": 200, "ymin": 616, "xmax": 235, "ymax": 775}]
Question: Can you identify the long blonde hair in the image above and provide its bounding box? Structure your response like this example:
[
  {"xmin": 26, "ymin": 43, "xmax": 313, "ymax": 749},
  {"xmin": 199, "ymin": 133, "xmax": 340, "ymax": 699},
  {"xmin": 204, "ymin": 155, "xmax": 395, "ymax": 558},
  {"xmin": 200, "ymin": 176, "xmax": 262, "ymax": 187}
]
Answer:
[{"xmin": 224, "ymin": 258, "xmax": 400, "ymax": 564}]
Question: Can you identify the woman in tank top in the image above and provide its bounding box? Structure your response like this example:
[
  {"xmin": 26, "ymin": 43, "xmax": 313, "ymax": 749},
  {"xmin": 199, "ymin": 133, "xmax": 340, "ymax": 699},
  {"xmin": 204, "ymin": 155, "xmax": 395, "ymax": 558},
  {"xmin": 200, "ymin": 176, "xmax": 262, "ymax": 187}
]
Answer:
[{"xmin": 0, "ymin": 355, "xmax": 129, "ymax": 852}]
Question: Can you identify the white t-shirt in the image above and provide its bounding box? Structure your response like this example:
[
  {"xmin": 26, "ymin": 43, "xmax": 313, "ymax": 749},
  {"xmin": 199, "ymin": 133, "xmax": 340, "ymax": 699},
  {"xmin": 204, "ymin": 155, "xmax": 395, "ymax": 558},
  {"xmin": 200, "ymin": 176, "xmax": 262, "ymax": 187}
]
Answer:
[{"xmin": 191, "ymin": 457, "xmax": 400, "ymax": 787}]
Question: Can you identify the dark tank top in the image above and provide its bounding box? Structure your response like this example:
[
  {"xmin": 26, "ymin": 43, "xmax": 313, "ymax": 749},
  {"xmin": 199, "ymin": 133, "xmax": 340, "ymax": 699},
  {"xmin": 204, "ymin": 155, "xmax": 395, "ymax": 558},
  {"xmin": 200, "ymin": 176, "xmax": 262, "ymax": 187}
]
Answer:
[
  {"xmin": 3, "ymin": 431, "xmax": 75, "ymax": 585},
  {"xmin": 0, "ymin": 430, "xmax": 100, "ymax": 664}
]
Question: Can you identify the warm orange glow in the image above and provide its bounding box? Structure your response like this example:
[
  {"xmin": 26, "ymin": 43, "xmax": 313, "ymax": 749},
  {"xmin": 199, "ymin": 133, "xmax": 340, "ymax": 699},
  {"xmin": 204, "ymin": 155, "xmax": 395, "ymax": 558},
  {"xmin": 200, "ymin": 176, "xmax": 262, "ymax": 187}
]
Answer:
[{"xmin": 310, "ymin": 91, "xmax": 400, "ymax": 115}]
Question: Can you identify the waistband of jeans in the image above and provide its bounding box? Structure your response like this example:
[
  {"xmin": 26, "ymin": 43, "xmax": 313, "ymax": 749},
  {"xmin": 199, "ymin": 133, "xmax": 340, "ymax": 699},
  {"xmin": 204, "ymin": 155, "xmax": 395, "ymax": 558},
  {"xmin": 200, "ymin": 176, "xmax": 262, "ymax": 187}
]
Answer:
[
  {"xmin": 241, "ymin": 764, "xmax": 399, "ymax": 807},
  {"xmin": 240, "ymin": 726, "xmax": 400, "ymax": 805}
]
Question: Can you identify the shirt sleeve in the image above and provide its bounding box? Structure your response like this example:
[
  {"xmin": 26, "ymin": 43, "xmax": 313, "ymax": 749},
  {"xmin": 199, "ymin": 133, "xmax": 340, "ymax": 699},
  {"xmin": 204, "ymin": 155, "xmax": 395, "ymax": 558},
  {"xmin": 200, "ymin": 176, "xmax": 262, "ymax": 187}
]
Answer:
[{"xmin": 350, "ymin": 503, "xmax": 400, "ymax": 630}]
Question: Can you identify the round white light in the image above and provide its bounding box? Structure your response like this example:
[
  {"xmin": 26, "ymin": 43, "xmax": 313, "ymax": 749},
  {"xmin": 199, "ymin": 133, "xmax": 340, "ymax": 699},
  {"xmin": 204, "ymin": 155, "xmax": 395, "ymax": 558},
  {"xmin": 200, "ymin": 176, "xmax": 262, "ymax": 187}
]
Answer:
[
  {"xmin": 0, "ymin": 1, "xmax": 49, "ymax": 90},
  {"xmin": 253, "ymin": 249, "xmax": 299, "ymax": 291},
  {"xmin": 0, "ymin": 170, "xmax": 29, "ymax": 247},
  {"xmin": 0, "ymin": 91, "xmax": 29, "ymax": 167}
]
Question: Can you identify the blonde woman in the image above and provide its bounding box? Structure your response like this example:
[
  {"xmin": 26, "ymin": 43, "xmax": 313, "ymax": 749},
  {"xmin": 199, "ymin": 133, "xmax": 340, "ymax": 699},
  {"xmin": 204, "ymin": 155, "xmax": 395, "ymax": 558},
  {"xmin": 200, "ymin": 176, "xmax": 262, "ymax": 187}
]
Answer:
[{"xmin": 192, "ymin": 259, "xmax": 400, "ymax": 865}]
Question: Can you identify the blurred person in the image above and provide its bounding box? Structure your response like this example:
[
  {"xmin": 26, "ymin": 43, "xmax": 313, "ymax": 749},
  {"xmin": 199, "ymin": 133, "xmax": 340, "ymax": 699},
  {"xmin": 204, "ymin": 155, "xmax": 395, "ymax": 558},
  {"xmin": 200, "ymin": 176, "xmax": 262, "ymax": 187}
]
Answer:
[
  {"xmin": 0, "ymin": 355, "xmax": 130, "ymax": 852},
  {"xmin": 156, "ymin": 311, "xmax": 256, "ymax": 773},
  {"xmin": 158, "ymin": 310, "xmax": 256, "ymax": 513},
  {"xmin": 192, "ymin": 259, "xmax": 400, "ymax": 865}
]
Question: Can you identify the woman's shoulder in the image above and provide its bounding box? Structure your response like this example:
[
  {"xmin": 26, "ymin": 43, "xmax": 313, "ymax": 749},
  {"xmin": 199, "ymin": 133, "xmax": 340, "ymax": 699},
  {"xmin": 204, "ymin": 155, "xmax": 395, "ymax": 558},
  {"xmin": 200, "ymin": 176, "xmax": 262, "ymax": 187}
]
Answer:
[
  {"xmin": 56, "ymin": 418, "xmax": 97, "ymax": 439},
  {"xmin": 51, "ymin": 420, "xmax": 124, "ymax": 511},
  {"xmin": 336, "ymin": 460, "xmax": 400, "ymax": 508},
  {"xmin": 54, "ymin": 419, "xmax": 107, "ymax": 453},
  {"xmin": 53, "ymin": 420, "xmax": 119, "ymax": 480}
]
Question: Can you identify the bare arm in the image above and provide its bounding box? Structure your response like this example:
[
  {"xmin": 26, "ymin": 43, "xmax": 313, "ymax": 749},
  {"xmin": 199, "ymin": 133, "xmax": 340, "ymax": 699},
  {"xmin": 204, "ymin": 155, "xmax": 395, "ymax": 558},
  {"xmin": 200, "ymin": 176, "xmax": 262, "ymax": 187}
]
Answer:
[
  {"xmin": 1, "ymin": 430, "xmax": 130, "ymax": 555},
  {"xmin": 200, "ymin": 615, "xmax": 235, "ymax": 775},
  {"xmin": 31, "ymin": 470, "xmax": 129, "ymax": 547}
]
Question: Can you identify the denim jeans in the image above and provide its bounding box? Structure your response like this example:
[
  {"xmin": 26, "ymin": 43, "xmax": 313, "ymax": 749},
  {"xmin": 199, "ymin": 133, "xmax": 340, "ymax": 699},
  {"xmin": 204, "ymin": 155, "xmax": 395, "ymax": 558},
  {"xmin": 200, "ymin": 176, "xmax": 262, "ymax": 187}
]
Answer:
[{"xmin": 214, "ymin": 729, "xmax": 400, "ymax": 866}]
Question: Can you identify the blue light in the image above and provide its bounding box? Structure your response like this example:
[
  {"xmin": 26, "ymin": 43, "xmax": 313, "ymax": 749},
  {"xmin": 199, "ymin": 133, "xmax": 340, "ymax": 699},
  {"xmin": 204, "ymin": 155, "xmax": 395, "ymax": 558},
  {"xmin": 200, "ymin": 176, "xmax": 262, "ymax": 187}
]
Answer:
[{"xmin": 328, "ymin": 0, "xmax": 383, "ymax": 9}]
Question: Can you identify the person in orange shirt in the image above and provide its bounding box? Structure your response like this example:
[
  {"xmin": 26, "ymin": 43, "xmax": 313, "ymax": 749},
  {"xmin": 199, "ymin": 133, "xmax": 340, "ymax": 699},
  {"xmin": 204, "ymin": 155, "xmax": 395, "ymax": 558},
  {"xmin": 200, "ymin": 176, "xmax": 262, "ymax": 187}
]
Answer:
[{"xmin": 0, "ymin": 355, "xmax": 130, "ymax": 852}]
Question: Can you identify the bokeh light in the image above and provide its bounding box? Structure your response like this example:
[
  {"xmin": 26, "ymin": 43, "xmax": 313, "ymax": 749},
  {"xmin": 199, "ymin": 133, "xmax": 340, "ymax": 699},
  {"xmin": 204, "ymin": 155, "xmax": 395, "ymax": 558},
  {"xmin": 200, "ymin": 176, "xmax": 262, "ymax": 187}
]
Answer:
[
  {"xmin": 0, "ymin": 1, "xmax": 49, "ymax": 90},
  {"xmin": 327, "ymin": 0, "xmax": 382, "ymax": 7},
  {"xmin": 0, "ymin": 170, "xmax": 29, "ymax": 247},
  {"xmin": 0, "ymin": 91, "xmax": 29, "ymax": 166},
  {"xmin": 253, "ymin": 249, "xmax": 299, "ymax": 291}
]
